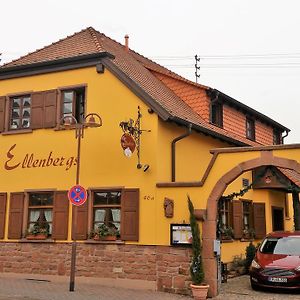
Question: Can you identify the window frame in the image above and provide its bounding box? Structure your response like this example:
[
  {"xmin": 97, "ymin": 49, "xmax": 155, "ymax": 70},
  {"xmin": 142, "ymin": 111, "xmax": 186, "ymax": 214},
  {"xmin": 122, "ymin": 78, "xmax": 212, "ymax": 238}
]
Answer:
[
  {"xmin": 219, "ymin": 197, "xmax": 232, "ymax": 229},
  {"xmin": 246, "ymin": 117, "xmax": 255, "ymax": 141},
  {"xmin": 91, "ymin": 189, "xmax": 122, "ymax": 235},
  {"xmin": 59, "ymin": 85, "xmax": 87, "ymax": 124},
  {"xmin": 26, "ymin": 191, "xmax": 54, "ymax": 236},
  {"xmin": 273, "ymin": 129, "xmax": 282, "ymax": 145},
  {"xmin": 9, "ymin": 94, "xmax": 32, "ymax": 131},
  {"xmin": 210, "ymin": 101, "xmax": 223, "ymax": 127}
]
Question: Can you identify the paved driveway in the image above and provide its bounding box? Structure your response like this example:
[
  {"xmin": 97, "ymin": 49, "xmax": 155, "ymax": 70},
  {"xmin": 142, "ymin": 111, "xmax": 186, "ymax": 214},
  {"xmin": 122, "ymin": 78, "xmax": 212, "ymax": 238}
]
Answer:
[{"xmin": 215, "ymin": 275, "xmax": 300, "ymax": 299}]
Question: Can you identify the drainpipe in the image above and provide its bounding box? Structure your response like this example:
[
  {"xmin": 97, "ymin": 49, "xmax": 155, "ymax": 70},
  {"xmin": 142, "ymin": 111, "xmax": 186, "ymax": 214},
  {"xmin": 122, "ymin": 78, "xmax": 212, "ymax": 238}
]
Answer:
[
  {"xmin": 281, "ymin": 129, "xmax": 290, "ymax": 144},
  {"xmin": 171, "ymin": 123, "xmax": 192, "ymax": 182}
]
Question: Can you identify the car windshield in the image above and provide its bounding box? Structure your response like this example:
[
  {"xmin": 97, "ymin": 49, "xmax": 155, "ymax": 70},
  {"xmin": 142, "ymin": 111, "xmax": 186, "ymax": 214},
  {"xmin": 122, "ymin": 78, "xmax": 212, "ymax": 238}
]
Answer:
[{"xmin": 260, "ymin": 236, "xmax": 300, "ymax": 255}]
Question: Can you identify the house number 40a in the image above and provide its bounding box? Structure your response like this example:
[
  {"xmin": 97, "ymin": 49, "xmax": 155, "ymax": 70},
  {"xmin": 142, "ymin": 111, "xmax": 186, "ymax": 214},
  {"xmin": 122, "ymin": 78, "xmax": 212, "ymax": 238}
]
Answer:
[{"xmin": 144, "ymin": 195, "xmax": 154, "ymax": 200}]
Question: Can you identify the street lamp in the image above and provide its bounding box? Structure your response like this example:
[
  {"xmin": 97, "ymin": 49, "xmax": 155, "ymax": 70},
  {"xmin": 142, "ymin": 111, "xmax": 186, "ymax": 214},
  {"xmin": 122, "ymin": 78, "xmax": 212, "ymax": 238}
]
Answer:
[{"xmin": 60, "ymin": 113, "xmax": 102, "ymax": 292}]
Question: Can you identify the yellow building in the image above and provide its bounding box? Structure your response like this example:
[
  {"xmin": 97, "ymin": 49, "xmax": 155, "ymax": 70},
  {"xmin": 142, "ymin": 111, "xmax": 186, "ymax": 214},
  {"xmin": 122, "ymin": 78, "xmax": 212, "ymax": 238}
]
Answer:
[{"xmin": 0, "ymin": 27, "xmax": 299, "ymax": 297}]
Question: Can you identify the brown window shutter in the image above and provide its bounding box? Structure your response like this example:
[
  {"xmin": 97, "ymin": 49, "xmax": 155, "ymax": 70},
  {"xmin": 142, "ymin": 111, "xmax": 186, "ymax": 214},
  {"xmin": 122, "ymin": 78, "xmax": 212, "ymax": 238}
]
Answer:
[
  {"xmin": 253, "ymin": 203, "xmax": 266, "ymax": 239},
  {"xmin": 0, "ymin": 96, "xmax": 6, "ymax": 132},
  {"xmin": 232, "ymin": 200, "xmax": 243, "ymax": 239},
  {"xmin": 52, "ymin": 191, "xmax": 69, "ymax": 240},
  {"xmin": 31, "ymin": 92, "xmax": 44, "ymax": 129},
  {"xmin": 72, "ymin": 200, "xmax": 88, "ymax": 240},
  {"xmin": 8, "ymin": 193, "xmax": 24, "ymax": 239},
  {"xmin": 44, "ymin": 90, "xmax": 57, "ymax": 128},
  {"xmin": 121, "ymin": 188, "xmax": 139, "ymax": 241},
  {"xmin": 0, "ymin": 193, "xmax": 7, "ymax": 239}
]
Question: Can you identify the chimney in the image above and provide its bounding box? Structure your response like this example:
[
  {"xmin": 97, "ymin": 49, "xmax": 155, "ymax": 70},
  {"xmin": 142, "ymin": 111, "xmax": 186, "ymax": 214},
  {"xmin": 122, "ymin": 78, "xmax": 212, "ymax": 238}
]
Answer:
[{"xmin": 124, "ymin": 34, "xmax": 129, "ymax": 52}]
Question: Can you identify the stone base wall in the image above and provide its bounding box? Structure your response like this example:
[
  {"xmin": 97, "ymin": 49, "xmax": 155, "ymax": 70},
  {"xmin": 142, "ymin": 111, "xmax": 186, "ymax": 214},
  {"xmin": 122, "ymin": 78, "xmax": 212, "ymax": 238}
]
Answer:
[{"xmin": 0, "ymin": 242, "xmax": 192, "ymax": 295}]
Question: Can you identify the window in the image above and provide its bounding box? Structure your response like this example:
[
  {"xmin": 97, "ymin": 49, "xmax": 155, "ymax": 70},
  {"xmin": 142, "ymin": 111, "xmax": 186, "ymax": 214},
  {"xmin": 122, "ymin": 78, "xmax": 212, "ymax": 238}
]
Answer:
[
  {"xmin": 93, "ymin": 191, "xmax": 121, "ymax": 233},
  {"xmin": 232, "ymin": 200, "xmax": 266, "ymax": 239},
  {"xmin": 246, "ymin": 117, "xmax": 255, "ymax": 140},
  {"xmin": 7, "ymin": 191, "xmax": 69, "ymax": 240},
  {"xmin": 273, "ymin": 129, "xmax": 282, "ymax": 145},
  {"xmin": 28, "ymin": 192, "xmax": 53, "ymax": 235},
  {"xmin": 9, "ymin": 95, "xmax": 31, "ymax": 130},
  {"xmin": 210, "ymin": 101, "xmax": 223, "ymax": 127},
  {"xmin": 219, "ymin": 198, "xmax": 231, "ymax": 229},
  {"xmin": 242, "ymin": 201, "xmax": 252, "ymax": 232},
  {"xmin": 61, "ymin": 87, "xmax": 85, "ymax": 123}
]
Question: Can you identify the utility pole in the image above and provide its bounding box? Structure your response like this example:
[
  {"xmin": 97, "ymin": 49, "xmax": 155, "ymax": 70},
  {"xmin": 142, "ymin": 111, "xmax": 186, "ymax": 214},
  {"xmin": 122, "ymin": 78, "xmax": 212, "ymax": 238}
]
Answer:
[{"xmin": 195, "ymin": 55, "xmax": 200, "ymax": 83}]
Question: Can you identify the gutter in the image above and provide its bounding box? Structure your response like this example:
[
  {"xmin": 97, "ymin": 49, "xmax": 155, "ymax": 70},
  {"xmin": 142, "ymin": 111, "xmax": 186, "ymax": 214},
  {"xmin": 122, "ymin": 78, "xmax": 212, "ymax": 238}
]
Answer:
[
  {"xmin": 208, "ymin": 88, "xmax": 290, "ymax": 132},
  {"xmin": 0, "ymin": 52, "xmax": 114, "ymax": 80},
  {"xmin": 171, "ymin": 124, "xmax": 192, "ymax": 182},
  {"xmin": 282, "ymin": 129, "xmax": 290, "ymax": 144},
  {"xmin": 170, "ymin": 116, "xmax": 248, "ymax": 147}
]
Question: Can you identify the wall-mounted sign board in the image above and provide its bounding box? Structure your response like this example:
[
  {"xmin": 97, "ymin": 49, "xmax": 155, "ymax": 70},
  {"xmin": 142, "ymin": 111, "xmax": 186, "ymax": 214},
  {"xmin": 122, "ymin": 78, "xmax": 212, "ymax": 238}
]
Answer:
[{"xmin": 170, "ymin": 224, "xmax": 192, "ymax": 246}]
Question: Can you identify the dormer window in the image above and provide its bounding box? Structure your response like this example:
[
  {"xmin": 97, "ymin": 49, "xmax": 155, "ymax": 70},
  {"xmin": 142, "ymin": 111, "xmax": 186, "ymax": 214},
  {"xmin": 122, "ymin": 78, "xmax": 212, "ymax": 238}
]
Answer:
[
  {"xmin": 273, "ymin": 129, "xmax": 282, "ymax": 145},
  {"xmin": 246, "ymin": 117, "xmax": 255, "ymax": 141},
  {"xmin": 210, "ymin": 102, "xmax": 223, "ymax": 127}
]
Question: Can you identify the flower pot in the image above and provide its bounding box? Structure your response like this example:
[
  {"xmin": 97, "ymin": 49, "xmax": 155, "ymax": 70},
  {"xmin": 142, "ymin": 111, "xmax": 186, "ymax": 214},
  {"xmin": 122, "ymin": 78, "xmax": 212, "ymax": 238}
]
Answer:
[
  {"xmin": 26, "ymin": 234, "xmax": 47, "ymax": 240},
  {"xmin": 93, "ymin": 235, "xmax": 117, "ymax": 241},
  {"xmin": 100, "ymin": 235, "xmax": 117, "ymax": 241},
  {"xmin": 190, "ymin": 283, "xmax": 209, "ymax": 300}
]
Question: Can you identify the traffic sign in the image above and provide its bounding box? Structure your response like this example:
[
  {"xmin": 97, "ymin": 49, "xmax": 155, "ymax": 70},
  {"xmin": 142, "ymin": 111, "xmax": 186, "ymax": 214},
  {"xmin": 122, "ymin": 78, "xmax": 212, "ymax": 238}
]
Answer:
[{"xmin": 68, "ymin": 185, "xmax": 87, "ymax": 206}]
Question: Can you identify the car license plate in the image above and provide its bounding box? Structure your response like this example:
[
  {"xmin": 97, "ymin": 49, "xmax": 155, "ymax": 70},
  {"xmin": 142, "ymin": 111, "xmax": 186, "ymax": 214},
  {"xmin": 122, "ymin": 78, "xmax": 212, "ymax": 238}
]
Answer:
[{"xmin": 268, "ymin": 277, "xmax": 287, "ymax": 283}]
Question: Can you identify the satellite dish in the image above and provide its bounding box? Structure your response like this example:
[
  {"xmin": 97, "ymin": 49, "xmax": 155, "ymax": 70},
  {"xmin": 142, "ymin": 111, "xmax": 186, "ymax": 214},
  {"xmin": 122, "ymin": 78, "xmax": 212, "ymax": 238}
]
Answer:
[{"xmin": 124, "ymin": 147, "xmax": 132, "ymax": 157}]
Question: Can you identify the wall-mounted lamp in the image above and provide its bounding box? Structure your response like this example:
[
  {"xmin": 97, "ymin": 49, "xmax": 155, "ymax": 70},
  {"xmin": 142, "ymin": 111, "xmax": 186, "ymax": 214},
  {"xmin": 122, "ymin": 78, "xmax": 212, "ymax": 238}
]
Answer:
[{"xmin": 137, "ymin": 163, "xmax": 150, "ymax": 172}]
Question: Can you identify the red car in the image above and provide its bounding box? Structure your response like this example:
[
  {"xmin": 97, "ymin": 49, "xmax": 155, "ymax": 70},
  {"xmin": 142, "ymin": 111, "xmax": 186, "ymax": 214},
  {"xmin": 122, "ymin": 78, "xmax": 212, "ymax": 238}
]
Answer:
[{"xmin": 250, "ymin": 231, "xmax": 300, "ymax": 290}]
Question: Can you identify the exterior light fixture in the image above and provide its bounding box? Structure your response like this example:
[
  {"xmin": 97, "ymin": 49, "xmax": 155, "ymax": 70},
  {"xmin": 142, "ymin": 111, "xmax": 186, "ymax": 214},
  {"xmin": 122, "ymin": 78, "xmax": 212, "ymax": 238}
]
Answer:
[{"xmin": 60, "ymin": 112, "xmax": 102, "ymax": 292}]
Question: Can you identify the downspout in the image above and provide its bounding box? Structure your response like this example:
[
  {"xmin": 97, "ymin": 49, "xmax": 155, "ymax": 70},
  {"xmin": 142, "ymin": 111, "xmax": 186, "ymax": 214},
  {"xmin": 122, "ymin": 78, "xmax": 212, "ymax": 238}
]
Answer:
[
  {"xmin": 171, "ymin": 123, "xmax": 192, "ymax": 182},
  {"xmin": 281, "ymin": 129, "xmax": 290, "ymax": 144}
]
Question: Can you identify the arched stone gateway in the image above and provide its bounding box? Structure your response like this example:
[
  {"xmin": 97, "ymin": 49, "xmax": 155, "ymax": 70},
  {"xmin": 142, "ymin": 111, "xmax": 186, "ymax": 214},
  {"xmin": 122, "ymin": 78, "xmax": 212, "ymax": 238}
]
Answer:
[{"xmin": 202, "ymin": 150, "xmax": 300, "ymax": 297}]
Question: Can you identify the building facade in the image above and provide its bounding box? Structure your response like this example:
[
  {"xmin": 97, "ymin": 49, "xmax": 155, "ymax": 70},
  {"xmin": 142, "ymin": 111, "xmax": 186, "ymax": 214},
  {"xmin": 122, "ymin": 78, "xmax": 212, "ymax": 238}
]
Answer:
[{"xmin": 0, "ymin": 27, "xmax": 299, "ymax": 297}]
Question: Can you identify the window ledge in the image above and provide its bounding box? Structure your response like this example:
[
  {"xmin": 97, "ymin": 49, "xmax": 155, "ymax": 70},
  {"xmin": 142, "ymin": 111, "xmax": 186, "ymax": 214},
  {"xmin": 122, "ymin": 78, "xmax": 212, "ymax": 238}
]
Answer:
[
  {"xmin": 2, "ymin": 129, "xmax": 33, "ymax": 135},
  {"xmin": 240, "ymin": 238, "xmax": 255, "ymax": 242},
  {"xmin": 19, "ymin": 238, "xmax": 55, "ymax": 243},
  {"xmin": 221, "ymin": 239, "xmax": 234, "ymax": 243},
  {"xmin": 84, "ymin": 239, "xmax": 124, "ymax": 245}
]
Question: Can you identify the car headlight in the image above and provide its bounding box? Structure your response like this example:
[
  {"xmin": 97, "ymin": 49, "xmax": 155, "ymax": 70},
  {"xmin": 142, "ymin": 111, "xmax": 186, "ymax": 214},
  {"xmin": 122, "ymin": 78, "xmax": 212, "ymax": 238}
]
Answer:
[
  {"xmin": 295, "ymin": 266, "xmax": 300, "ymax": 272},
  {"xmin": 251, "ymin": 260, "xmax": 261, "ymax": 269}
]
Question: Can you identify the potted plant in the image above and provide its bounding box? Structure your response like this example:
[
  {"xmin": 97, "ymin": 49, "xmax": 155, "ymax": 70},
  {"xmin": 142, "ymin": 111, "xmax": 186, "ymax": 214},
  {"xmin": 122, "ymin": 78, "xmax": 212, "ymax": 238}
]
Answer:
[
  {"xmin": 26, "ymin": 223, "xmax": 49, "ymax": 240},
  {"xmin": 220, "ymin": 225, "xmax": 234, "ymax": 240},
  {"xmin": 243, "ymin": 228, "xmax": 255, "ymax": 240},
  {"xmin": 92, "ymin": 224, "xmax": 119, "ymax": 241},
  {"xmin": 188, "ymin": 195, "xmax": 209, "ymax": 300}
]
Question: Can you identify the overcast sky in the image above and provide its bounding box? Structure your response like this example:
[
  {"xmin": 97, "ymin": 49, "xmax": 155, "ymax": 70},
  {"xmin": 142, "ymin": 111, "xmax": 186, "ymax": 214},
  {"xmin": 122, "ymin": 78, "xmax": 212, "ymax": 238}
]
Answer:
[{"xmin": 1, "ymin": 1, "xmax": 299, "ymax": 143}]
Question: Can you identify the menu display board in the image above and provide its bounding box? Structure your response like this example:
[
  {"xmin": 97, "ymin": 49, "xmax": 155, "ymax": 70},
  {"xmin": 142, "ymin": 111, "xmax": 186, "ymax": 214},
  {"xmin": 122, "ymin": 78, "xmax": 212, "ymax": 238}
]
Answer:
[{"xmin": 170, "ymin": 224, "xmax": 192, "ymax": 246}]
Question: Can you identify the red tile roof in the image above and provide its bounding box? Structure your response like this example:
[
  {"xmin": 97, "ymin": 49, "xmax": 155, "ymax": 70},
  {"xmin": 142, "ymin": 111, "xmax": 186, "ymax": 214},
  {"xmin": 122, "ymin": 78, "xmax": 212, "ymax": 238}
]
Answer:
[
  {"xmin": 0, "ymin": 27, "xmax": 277, "ymax": 146},
  {"xmin": 278, "ymin": 168, "xmax": 300, "ymax": 187}
]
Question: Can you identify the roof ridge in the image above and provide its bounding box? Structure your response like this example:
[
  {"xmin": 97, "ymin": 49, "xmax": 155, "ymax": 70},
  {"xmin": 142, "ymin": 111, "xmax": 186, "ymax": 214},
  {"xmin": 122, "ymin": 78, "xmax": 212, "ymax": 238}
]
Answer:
[
  {"xmin": 1, "ymin": 27, "xmax": 97, "ymax": 67},
  {"xmin": 87, "ymin": 27, "xmax": 103, "ymax": 52},
  {"xmin": 128, "ymin": 49, "xmax": 209, "ymax": 90}
]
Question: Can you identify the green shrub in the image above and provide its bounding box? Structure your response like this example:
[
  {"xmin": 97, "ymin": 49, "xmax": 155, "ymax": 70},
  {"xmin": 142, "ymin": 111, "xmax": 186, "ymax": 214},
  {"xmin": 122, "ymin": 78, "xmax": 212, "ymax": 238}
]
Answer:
[
  {"xmin": 245, "ymin": 242, "xmax": 256, "ymax": 273},
  {"xmin": 188, "ymin": 195, "xmax": 205, "ymax": 285}
]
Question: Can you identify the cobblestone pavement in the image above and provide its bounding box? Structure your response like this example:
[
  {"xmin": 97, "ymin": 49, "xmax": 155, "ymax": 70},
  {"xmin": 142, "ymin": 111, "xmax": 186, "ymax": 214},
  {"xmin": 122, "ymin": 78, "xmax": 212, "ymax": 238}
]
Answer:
[
  {"xmin": 0, "ymin": 273, "xmax": 299, "ymax": 300},
  {"xmin": 215, "ymin": 275, "xmax": 300, "ymax": 299}
]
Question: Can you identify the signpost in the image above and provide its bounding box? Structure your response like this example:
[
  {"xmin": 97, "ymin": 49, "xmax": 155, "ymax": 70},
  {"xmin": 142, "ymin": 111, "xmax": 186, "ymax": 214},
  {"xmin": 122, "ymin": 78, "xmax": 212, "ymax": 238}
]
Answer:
[{"xmin": 60, "ymin": 113, "xmax": 102, "ymax": 292}]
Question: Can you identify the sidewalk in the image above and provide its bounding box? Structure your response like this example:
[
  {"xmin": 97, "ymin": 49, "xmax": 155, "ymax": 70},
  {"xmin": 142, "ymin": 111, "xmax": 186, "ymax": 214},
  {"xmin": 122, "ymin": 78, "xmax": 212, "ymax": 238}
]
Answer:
[
  {"xmin": 0, "ymin": 273, "xmax": 299, "ymax": 300},
  {"xmin": 0, "ymin": 273, "xmax": 190, "ymax": 300}
]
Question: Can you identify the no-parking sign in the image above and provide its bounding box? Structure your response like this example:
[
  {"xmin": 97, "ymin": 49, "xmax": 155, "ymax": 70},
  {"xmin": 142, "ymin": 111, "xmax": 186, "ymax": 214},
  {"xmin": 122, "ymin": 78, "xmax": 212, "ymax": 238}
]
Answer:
[{"xmin": 68, "ymin": 185, "xmax": 87, "ymax": 206}]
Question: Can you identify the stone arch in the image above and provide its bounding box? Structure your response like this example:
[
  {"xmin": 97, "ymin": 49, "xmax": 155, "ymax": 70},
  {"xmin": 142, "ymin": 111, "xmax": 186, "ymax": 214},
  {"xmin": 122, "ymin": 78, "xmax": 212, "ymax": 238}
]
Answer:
[{"xmin": 202, "ymin": 152, "xmax": 300, "ymax": 297}]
